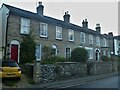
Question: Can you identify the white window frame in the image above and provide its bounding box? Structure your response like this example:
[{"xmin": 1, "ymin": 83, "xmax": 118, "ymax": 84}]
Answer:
[
  {"xmin": 85, "ymin": 47, "xmax": 93, "ymax": 59},
  {"xmin": 65, "ymin": 47, "xmax": 71, "ymax": 58},
  {"xmin": 40, "ymin": 22, "xmax": 48, "ymax": 38},
  {"xmin": 68, "ymin": 29, "xmax": 74, "ymax": 42},
  {"xmin": 80, "ymin": 32, "xmax": 85, "ymax": 43},
  {"xmin": 52, "ymin": 44, "xmax": 58, "ymax": 56},
  {"xmin": 96, "ymin": 36, "xmax": 100, "ymax": 46},
  {"xmin": 107, "ymin": 51, "xmax": 110, "ymax": 57},
  {"xmin": 103, "ymin": 38, "xmax": 107, "ymax": 47},
  {"xmin": 56, "ymin": 26, "xmax": 62, "ymax": 40},
  {"xmin": 89, "ymin": 34, "xmax": 93, "ymax": 45},
  {"xmin": 103, "ymin": 50, "xmax": 106, "ymax": 56},
  {"xmin": 35, "ymin": 44, "xmax": 41, "ymax": 61},
  {"xmin": 20, "ymin": 18, "xmax": 30, "ymax": 34}
]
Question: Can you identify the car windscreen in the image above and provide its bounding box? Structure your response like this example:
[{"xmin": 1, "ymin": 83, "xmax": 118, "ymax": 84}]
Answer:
[{"xmin": 2, "ymin": 61, "xmax": 19, "ymax": 67}]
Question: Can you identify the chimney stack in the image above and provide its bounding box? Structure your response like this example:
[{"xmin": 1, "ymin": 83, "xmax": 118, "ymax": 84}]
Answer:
[
  {"xmin": 63, "ymin": 11, "xmax": 70, "ymax": 23},
  {"xmin": 108, "ymin": 32, "xmax": 113, "ymax": 39},
  {"xmin": 96, "ymin": 23, "xmax": 101, "ymax": 34},
  {"xmin": 82, "ymin": 19, "xmax": 88, "ymax": 28},
  {"xmin": 37, "ymin": 2, "xmax": 44, "ymax": 15}
]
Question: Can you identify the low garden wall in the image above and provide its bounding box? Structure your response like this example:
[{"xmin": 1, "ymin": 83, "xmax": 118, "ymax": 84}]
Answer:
[
  {"xmin": 24, "ymin": 61, "xmax": 118, "ymax": 84},
  {"xmin": 41, "ymin": 62, "xmax": 87, "ymax": 83},
  {"xmin": 87, "ymin": 61, "xmax": 112, "ymax": 75}
]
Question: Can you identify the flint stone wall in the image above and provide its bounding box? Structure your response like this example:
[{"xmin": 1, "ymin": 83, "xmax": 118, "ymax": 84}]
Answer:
[
  {"xmin": 112, "ymin": 61, "xmax": 118, "ymax": 71},
  {"xmin": 87, "ymin": 61, "xmax": 113, "ymax": 75},
  {"xmin": 24, "ymin": 61, "xmax": 118, "ymax": 84},
  {"xmin": 40, "ymin": 62, "xmax": 87, "ymax": 83}
]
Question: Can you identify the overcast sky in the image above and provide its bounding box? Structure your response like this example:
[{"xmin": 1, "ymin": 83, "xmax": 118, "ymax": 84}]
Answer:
[{"xmin": 0, "ymin": 0, "xmax": 119, "ymax": 36}]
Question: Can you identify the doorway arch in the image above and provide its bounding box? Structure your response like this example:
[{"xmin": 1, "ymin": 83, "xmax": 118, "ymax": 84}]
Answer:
[
  {"xmin": 95, "ymin": 48, "xmax": 100, "ymax": 61},
  {"xmin": 10, "ymin": 40, "xmax": 20, "ymax": 63}
]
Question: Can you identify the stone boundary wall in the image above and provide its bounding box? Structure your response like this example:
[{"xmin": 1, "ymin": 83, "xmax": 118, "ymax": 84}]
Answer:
[
  {"xmin": 24, "ymin": 61, "xmax": 118, "ymax": 84},
  {"xmin": 112, "ymin": 61, "xmax": 118, "ymax": 71},
  {"xmin": 87, "ymin": 61, "xmax": 112, "ymax": 75},
  {"xmin": 41, "ymin": 62, "xmax": 87, "ymax": 83},
  {"xmin": 41, "ymin": 64, "xmax": 56, "ymax": 83}
]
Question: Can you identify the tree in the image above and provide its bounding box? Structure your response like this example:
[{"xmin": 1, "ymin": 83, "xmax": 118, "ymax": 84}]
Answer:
[
  {"xmin": 71, "ymin": 47, "xmax": 88, "ymax": 62},
  {"xmin": 20, "ymin": 34, "xmax": 36, "ymax": 64}
]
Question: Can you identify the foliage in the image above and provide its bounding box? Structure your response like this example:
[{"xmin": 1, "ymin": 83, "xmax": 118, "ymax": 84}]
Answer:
[
  {"xmin": 3, "ymin": 78, "xmax": 19, "ymax": 86},
  {"xmin": 71, "ymin": 47, "xmax": 88, "ymax": 62},
  {"xmin": 101, "ymin": 56, "xmax": 111, "ymax": 61},
  {"xmin": 42, "ymin": 45, "xmax": 52, "ymax": 60},
  {"xmin": 41, "ymin": 56, "xmax": 67, "ymax": 64},
  {"xmin": 20, "ymin": 34, "xmax": 36, "ymax": 64},
  {"xmin": 28, "ymin": 78, "xmax": 35, "ymax": 84}
]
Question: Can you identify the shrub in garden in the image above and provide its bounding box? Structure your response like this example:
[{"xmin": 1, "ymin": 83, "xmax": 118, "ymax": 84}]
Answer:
[
  {"xmin": 41, "ymin": 56, "xmax": 66, "ymax": 64},
  {"xmin": 42, "ymin": 45, "xmax": 52, "ymax": 60},
  {"xmin": 71, "ymin": 47, "xmax": 88, "ymax": 62},
  {"xmin": 20, "ymin": 34, "xmax": 36, "ymax": 64},
  {"xmin": 101, "ymin": 56, "xmax": 111, "ymax": 61}
]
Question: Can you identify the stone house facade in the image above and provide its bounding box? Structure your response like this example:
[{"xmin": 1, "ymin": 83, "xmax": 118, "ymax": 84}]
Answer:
[
  {"xmin": 113, "ymin": 36, "xmax": 120, "ymax": 56},
  {"xmin": 107, "ymin": 32, "xmax": 120, "ymax": 57},
  {"xmin": 0, "ymin": 2, "xmax": 111, "ymax": 63}
]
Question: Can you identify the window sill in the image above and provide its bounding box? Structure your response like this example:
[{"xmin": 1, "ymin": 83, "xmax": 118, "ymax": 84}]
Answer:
[
  {"xmin": 56, "ymin": 39, "xmax": 63, "ymax": 41},
  {"xmin": 68, "ymin": 40, "xmax": 74, "ymax": 43},
  {"xmin": 40, "ymin": 35, "xmax": 48, "ymax": 38},
  {"xmin": 20, "ymin": 33, "xmax": 29, "ymax": 35}
]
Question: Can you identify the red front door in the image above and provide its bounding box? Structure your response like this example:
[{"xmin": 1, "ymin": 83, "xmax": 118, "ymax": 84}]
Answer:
[{"xmin": 11, "ymin": 44, "xmax": 18, "ymax": 63}]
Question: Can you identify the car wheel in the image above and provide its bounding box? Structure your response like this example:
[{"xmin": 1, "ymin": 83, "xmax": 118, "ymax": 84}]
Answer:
[{"xmin": 16, "ymin": 77, "xmax": 21, "ymax": 80}]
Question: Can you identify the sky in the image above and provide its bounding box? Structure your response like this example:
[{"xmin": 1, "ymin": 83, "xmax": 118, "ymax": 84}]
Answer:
[{"xmin": 0, "ymin": 0, "xmax": 119, "ymax": 36}]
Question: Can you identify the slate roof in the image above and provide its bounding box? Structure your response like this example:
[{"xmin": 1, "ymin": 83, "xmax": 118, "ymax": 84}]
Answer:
[
  {"xmin": 114, "ymin": 35, "xmax": 120, "ymax": 40},
  {"xmin": 3, "ymin": 3, "xmax": 108, "ymax": 38}
]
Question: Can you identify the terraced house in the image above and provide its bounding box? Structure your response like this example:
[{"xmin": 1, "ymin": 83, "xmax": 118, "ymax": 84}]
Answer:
[
  {"xmin": 113, "ymin": 36, "xmax": 120, "ymax": 56},
  {"xmin": 0, "ymin": 2, "xmax": 111, "ymax": 63}
]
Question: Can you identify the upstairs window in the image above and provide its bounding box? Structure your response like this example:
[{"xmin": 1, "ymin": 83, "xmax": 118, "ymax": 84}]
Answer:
[
  {"xmin": 80, "ymin": 32, "xmax": 85, "ymax": 43},
  {"xmin": 89, "ymin": 34, "xmax": 93, "ymax": 45},
  {"xmin": 103, "ymin": 38, "xmax": 107, "ymax": 47},
  {"xmin": 56, "ymin": 26, "xmax": 62, "ymax": 40},
  {"xmin": 20, "ymin": 18, "xmax": 30, "ymax": 34},
  {"xmin": 40, "ymin": 23, "xmax": 48, "ymax": 37},
  {"xmin": 68, "ymin": 29, "xmax": 74, "ymax": 42},
  {"xmin": 96, "ymin": 36, "xmax": 100, "ymax": 46}
]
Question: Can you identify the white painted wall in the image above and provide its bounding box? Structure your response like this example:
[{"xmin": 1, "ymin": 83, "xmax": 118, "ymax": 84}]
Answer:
[
  {"xmin": 0, "ymin": 5, "xmax": 9, "ymax": 59},
  {"xmin": 114, "ymin": 39, "xmax": 119, "ymax": 55}
]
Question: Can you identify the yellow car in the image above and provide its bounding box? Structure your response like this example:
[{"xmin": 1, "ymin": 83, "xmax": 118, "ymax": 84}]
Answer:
[{"xmin": 0, "ymin": 60, "xmax": 21, "ymax": 80}]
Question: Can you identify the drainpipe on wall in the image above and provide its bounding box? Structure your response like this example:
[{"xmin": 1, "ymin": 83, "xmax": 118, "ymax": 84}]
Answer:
[{"xmin": 4, "ymin": 13, "xmax": 9, "ymax": 60}]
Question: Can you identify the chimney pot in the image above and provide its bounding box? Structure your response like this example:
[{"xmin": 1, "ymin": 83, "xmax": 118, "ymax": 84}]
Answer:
[
  {"xmin": 38, "ymin": 2, "xmax": 42, "ymax": 5},
  {"xmin": 85, "ymin": 19, "xmax": 87, "ymax": 22}
]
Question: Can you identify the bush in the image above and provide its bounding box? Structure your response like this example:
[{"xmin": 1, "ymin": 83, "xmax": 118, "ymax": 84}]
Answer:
[
  {"xmin": 20, "ymin": 34, "xmax": 36, "ymax": 64},
  {"xmin": 41, "ymin": 56, "xmax": 67, "ymax": 64},
  {"xmin": 71, "ymin": 47, "xmax": 88, "ymax": 62},
  {"xmin": 42, "ymin": 46, "xmax": 52, "ymax": 60},
  {"xmin": 101, "ymin": 56, "xmax": 111, "ymax": 61}
]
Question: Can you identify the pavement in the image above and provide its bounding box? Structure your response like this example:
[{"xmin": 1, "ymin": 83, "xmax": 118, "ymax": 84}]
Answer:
[{"xmin": 26, "ymin": 71, "xmax": 118, "ymax": 88}]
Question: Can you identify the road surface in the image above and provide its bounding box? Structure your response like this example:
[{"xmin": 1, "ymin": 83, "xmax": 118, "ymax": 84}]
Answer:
[{"xmin": 70, "ymin": 75, "xmax": 119, "ymax": 88}]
